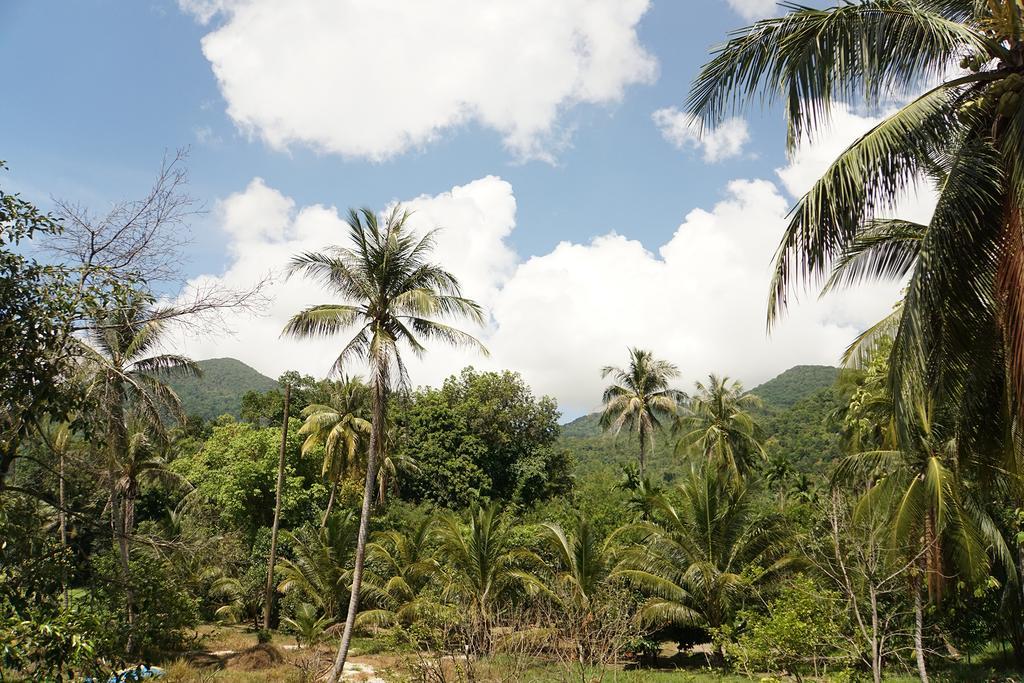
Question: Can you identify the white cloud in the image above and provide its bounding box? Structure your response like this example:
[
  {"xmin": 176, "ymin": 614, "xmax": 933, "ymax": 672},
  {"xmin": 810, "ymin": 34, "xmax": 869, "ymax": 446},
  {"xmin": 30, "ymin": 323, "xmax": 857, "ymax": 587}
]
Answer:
[
  {"xmin": 174, "ymin": 168, "xmax": 905, "ymax": 417},
  {"xmin": 172, "ymin": 177, "xmax": 516, "ymax": 391},
  {"xmin": 179, "ymin": 0, "xmax": 656, "ymax": 162},
  {"xmin": 725, "ymin": 0, "xmax": 779, "ymax": 20},
  {"xmin": 652, "ymin": 108, "xmax": 750, "ymax": 162}
]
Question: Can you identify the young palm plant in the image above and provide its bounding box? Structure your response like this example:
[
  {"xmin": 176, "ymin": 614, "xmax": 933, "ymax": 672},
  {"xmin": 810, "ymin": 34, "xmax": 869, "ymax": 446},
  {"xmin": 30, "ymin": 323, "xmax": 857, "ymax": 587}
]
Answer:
[
  {"xmin": 277, "ymin": 510, "xmax": 360, "ymax": 622},
  {"xmin": 284, "ymin": 206, "xmax": 485, "ymax": 681},
  {"xmin": 615, "ymin": 466, "xmax": 800, "ymax": 660},
  {"xmin": 674, "ymin": 374, "xmax": 765, "ymax": 480},
  {"xmin": 687, "ymin": 0, "xmax": 1024, "ymax": 436},
  {"xmin": 358, "ymin": 516, "xmax": 440, "ymax": 629},
  {"xmin": 600, "ymin": 348, "xmax": 683, "ymax": 476},
  {"xmin": 437, "ymin": 503, "xmax": 539, "ymax": 653},
  {"xmin": 539, "ymin": 516, "xmax": 620, "ymax": 611}
]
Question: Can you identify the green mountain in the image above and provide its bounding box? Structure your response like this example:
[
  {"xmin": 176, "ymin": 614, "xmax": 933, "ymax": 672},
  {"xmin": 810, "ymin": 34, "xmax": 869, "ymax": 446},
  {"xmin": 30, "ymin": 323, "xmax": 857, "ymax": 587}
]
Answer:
[
  {"xmin": 560, "ymin": 364, "xmax": 843, "ymax": 477},
  {"xmin": 167, "ymin": 358, "xmax": 278, "ymax": 421},
  {"xmin": 748, "ymin": 365, "xmax": 840, "ymax": 409}
]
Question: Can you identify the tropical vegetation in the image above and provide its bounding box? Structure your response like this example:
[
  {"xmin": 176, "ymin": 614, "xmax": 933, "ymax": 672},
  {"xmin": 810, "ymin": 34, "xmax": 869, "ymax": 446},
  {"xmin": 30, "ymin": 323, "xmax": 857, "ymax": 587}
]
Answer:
[{"xmin": 6, "ymin": 2, "xmax": 1024, "ymax": 682}]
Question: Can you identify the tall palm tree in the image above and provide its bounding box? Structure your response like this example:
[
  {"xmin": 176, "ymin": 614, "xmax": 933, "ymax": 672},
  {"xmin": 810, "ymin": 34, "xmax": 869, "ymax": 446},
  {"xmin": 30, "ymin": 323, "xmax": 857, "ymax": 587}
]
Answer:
[
  {"xmin": 298, "ymin": 376, "xmax": 371, "ymax": 525},
  {"xmin": 437, "ymin": 503, "xmax": 538, "ymax": 652},
  {"xmin": 687, "ymin": 0, "xmax": 1024, "ymax": 438},
  {"xmin": 615, "ymin": 466, "xmax": 799, "ymax": 655},
  {"xmin": 600, "ymin": 348, "xmax": 682, "ymax": 476},
  {"xmin": 358, "ymin": 516, "xmax": 440, "ymax": 628},
  {"xmin": 78, "ymin": 292, "xmax": 198, "ymax": 648},
  {"xmin": 284, "ymin": 206, "xmax": 485, "ymax": 681},
  {"xmin": 674, "ymin": 374, "xmax": 765, "ymax": 480}
]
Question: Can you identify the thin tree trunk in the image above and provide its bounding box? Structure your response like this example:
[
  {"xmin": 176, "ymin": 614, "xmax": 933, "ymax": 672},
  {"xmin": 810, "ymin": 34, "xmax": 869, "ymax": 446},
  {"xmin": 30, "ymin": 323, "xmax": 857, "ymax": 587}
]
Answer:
[
  {"xmin": 59, "ymin": 450, "xmax": 69, "ymax": 610},
  {"xmin": 328, "ymin": 378, "xmax": 384, "ymax": 683},
  {"xmin": 107, "ymin": 393, "xmax": 136, "ymax": 653},
  {"xmin": 111, "ymin": 476, "xmax": 135, "ymax": 653},
  {"xmin": 870, "ymin": 587, "xmax": 881, "ymax": 683},
  {"xmin": 638, "ymin": 428, "xmax": 647, "ymax": 477},
  {"xmin": 914, "ymin": 576, "xmax": 929, "ymax": 683},
  {"xmin": 263, "ymin": 383, "xmax": 290, "ymax": 630},
  {"xmin": 321, "ymin": 477, "xmax": 338, "ymax": 528}
]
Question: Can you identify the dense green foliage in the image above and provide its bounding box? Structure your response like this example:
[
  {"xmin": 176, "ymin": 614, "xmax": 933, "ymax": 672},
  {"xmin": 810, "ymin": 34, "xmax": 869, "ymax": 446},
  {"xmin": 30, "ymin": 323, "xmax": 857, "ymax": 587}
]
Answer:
[
  {"xmin": 749, "ymin": 365, "xmax": 839, "ymax": 410},
  {"xmin": 166, "ymin": 357, "xmax": 278, "ymax": 421},
  {"xmin": 397, "ymin": 368, "xmax": 572, "ymax": 508},
  {"xmin": 8, "ymin": 4, "xmax": 1024, "ymax": 680}
]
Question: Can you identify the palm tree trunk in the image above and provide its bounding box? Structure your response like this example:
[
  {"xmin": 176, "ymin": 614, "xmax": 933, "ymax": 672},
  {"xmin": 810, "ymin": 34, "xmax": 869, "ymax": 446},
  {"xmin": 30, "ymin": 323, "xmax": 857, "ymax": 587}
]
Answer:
[
  {"xmin": 59, "ymin": 450, "xmax": 69, "ymax": 610},
  {"xmin": 107, "ymin": 394, "xmax": 136, "ymax": 653},
  {"xmin": 263, "ymin": 383, "xmax": 290, "ymax": 630},
  {"xmin": 328, "ymin": 377, "xmax": 384, "ymax": 683},
  {"xmin": 110, "ymin": 478, "xmax": 135, "ymax": 653},
  {"xmin": 638, "ymin": 428, "xmax": 647, "ymax": 477},
  {"xmin": 321, "ymin": 477, "xmax": 338, "ymax": 529},
  {"xmin": 913, "ymin": 574, "xmax": 929, "ymax": 683}
]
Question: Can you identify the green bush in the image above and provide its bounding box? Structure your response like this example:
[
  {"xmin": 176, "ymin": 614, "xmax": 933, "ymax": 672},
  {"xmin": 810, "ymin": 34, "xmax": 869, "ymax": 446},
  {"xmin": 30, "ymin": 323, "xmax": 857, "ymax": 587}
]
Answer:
[
  {"xmin": 92, "ymin": 552, "xmax": 199, "ymax": 659},
  {"xmin": 722, "ymin": 576, "xmax": 845, "ymax": 680}
]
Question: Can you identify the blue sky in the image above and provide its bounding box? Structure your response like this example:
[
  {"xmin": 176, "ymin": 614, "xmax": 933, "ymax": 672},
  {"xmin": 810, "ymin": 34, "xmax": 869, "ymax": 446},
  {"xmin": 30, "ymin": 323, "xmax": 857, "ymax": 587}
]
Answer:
[
  {"xmin": 0, "ymin": 0, "xmax": 900, "ymax": 416},
  {"xmin": 1, "ymin": 0, "xmax": 788, "ymax": 271}
]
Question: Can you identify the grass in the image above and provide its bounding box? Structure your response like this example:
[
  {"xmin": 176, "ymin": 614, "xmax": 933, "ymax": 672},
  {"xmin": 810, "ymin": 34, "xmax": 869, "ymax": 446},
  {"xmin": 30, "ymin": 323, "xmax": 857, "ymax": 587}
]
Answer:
[{"xmin": 154, "ymin": 625, "xmax": 1024, "ymax": 682}]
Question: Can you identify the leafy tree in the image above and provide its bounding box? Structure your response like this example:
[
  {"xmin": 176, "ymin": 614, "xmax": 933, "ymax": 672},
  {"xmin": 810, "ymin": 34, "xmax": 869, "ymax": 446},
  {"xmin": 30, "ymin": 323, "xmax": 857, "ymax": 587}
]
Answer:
[
  {"xmin": 723, "ymin": 575, "xmax": 844, "ymax": 681},
  {"xmin": 674, "ymin": 374, "xmax": 765, "ymax": 480},
  {"xmin": 284, "ymin": 206, "xmax": 485, "ymax": 681},
  {"xmin": 0, "ymin": 162, "xmax": 91, "ymax": 491},
  {"xmin": 600, "ymin": 348, "xmax": 682, "ymax": 476},
  {"xmin": 397, "ymin": 368, "xmax": 570, "ymax": 508},
  {"xmin": 171, "ymin": 420, "xmax": 325, "ymax": 537},
  {"xmin": 616, "ymin": 466, "xmax": 800, "ymax": 651},
  {"xmin": 241, "ymin": 371, "xmax": 328, "ymax": 426}
]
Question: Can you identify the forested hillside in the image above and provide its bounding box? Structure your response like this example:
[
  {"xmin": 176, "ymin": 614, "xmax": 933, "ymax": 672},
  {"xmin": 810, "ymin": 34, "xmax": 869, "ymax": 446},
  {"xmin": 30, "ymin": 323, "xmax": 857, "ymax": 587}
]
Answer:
[
  {"xmin": 747, "ymin": 365, "xmax": 839, "ymax": 408},
  {"xmin": 166, "ymin": 357, "xmax": 278, "ymax": 420},
  {"xmin": 560, "ymin": 365, "xmax": 843, "ymax": 477}
]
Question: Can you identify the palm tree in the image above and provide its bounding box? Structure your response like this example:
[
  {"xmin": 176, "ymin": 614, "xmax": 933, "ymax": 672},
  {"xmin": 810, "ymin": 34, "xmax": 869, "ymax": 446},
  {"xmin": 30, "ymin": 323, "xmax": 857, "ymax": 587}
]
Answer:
[
  {"xmin": 615, "ymin": 466, "xmax": 799, "ymax": 656},
  {"xmin": 540, "ymin": 516, "xmax": 619, "ymax": 610},
  {"xmin": 600, "ymin": 348, "xmax": 682, "ymax": 476},
  {"xmin": 834, "ymin": 389, "xmax": 1014, "ymax": 681},
  {"xmin": 687, "ymin": 0, "xmax": 1024, "ymax": 437},
  {"xmin": 277, "ymin": 511, "xmax": 359, "ymax": 621},
  {"xmin": 297, "ymin": 376, "xmax": 371, "ymax": 525},
  {"xmin": 616, "ymin": 462, "xmax": 664, "ymax": 520},
  {"xmin": 764, "ymin": 454, "xmax": 794, "ymax": 509},
  {"xmin": 437, "ymin": 503, "xmax": 538, "ymax": 652},
  {"xmin": 358, "ymin": 516, "xmax": 440, "ymax": 628},
  {"xmin": 282, "ymin": 603, "xmax": 333, "ymax": 648},
  {"xmin": 284, "ymin": 206, "xmax": 485, "ymax": 681},
  {"xmin": 78, "ymin": 292, "xmax": 198, "ymax": 648},
  {"xmin": 376, "ymin": 418, "xmax": 419, "ymax": 506},
  {"xmin": 674, "ymin": 374, "xmax": 765, "ymax": 480},
  {"xmin": 114, "ymin": 413, "xmax": 188, "ymax": 539}
]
